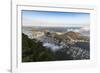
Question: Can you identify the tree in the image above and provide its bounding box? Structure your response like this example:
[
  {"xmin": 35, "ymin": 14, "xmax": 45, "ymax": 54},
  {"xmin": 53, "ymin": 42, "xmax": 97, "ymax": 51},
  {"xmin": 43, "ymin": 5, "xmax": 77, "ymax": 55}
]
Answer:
[{"xmin": 22, "ymin": 33, "xmax": 54, "ymax": 62}]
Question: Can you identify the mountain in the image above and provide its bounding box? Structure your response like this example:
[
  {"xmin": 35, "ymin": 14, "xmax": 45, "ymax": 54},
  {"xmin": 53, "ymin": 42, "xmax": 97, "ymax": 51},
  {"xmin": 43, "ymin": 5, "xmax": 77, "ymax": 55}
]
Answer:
[
  {"xmin": 22, "ymin": 27, "xmax": 90, "ymax": 61},
  {"xmin": 63, "ymin": 31, "xmax": 80, "ymax": 40}
]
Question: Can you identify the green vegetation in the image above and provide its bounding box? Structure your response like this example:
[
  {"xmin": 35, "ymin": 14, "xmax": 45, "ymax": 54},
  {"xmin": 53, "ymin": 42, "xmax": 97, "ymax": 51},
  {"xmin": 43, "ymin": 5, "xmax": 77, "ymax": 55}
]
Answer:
[{"xmin": 22, "ymin": 33, "xmax": 54, "ymax": 62}]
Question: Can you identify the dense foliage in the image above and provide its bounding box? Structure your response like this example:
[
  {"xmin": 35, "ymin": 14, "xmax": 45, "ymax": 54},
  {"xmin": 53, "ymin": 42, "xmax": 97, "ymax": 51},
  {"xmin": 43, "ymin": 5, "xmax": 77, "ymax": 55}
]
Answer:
[{"xmin": 22, "ymin": 33, "xmax": 54, "ymax": 62}]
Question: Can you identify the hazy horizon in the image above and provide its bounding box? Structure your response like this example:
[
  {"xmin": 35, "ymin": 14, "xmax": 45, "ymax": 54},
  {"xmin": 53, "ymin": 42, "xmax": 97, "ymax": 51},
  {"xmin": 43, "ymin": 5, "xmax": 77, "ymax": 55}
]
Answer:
[{"xmin": 22, "ymin": 10, "xmax": 90, "ymax": 28}]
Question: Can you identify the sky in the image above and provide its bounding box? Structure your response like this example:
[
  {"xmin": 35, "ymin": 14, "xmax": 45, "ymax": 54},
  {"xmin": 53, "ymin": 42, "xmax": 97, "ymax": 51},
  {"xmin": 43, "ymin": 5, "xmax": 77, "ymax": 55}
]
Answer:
[{"xmin": 22, "ymin": 10, "xmax": 90, "ymax": 27}]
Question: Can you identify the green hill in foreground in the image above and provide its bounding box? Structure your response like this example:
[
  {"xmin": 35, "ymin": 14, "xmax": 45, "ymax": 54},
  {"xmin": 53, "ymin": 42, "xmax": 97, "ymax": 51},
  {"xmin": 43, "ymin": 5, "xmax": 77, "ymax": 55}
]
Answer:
[{"xmin": 22, "ymin": 33, "xmax": 54, "ymax": 62}]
